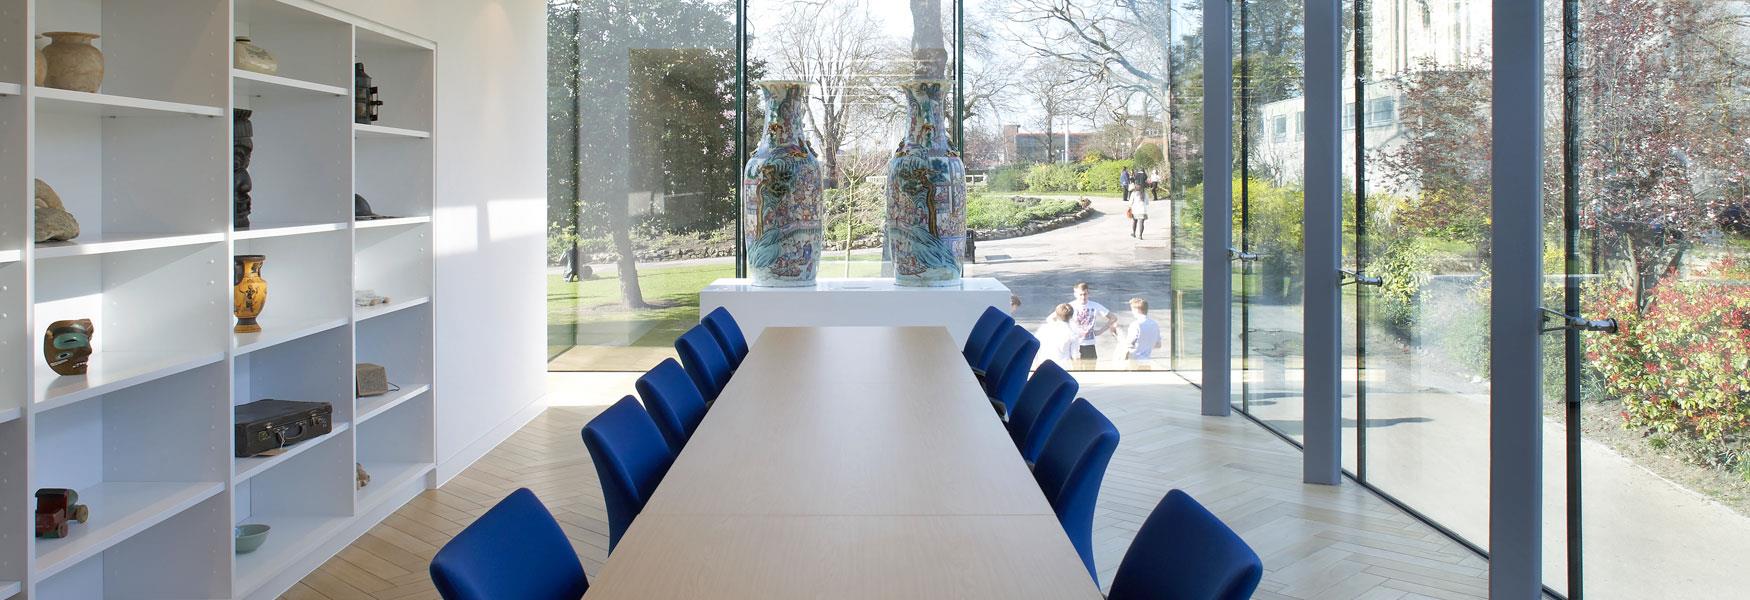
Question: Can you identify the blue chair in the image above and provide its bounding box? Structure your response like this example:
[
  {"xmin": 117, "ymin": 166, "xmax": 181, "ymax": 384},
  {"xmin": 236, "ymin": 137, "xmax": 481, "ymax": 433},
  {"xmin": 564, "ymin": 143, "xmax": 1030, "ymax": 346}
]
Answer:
[
  {"xmin": 963, "ymin": 306, "xmax": 1014, "ymax": 376},
  {"xmin": 430, "ymin": 488, "xmax": 589, "ymax": 600},
  {"xmin": 1034, "ymin": 398, "xmax": 1119, "ymax": 581},
  {"xmin": 582, "ymin": 396, "xmax": 676, "ymax": 551},
  {"xmin": 702, "ymin": 307, "xmax": 750, "ymax": 370},
  {"xmin": 984, "ymin": 324, "xmax": 1039, "ymax": 418},
  {"xmin": 1008, "ymin": 360, "xmax": 1078, "ymax": 464},
  {"xmin": 1108, "ymin": 490, "xmax": 1263, "ymax": 600},
  {"xmin": 636, "ymin": 358, "xmax": 708, "ymax": 450},
  {"xmin": 675, "ymin": 325, "xmax": 733, "ymax": 402}
]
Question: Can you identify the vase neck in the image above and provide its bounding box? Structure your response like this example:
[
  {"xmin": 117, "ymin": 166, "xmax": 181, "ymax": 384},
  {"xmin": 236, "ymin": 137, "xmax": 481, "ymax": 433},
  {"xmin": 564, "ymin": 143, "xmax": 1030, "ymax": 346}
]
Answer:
[
  {"xmin": 899, "ymin": 81, "xmax": 950, "ymax": 153},
  {"xmin": 757, "ymin": 82, "xmax": 809, "ymax": 149}
]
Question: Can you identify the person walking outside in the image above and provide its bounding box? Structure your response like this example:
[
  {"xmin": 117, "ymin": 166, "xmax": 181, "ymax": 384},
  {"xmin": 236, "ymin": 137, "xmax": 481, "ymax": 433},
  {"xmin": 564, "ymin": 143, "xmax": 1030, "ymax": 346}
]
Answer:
[
  {"xmin": 1119, "ymin": 167, "xmax": 1132, "ymax": 204},
  {"xmin": 1122, "ymin": 297, "xmax": 1162, "ymax": 364},
  {"xmin": 1069, "ymin": 282, "xmax": 1117, "ymax": 362},
  {"xmin": 1129, "ymin": 172, "xmax": 1151, "ymax": 238}
]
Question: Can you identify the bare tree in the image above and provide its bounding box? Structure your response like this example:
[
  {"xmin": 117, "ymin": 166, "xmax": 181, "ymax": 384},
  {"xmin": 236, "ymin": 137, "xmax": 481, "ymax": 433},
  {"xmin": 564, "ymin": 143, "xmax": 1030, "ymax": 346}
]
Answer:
[
  {"xmin": 771, "ymin": 1, "xmax": 893, "ymax": 188},
  {"xmin": 910, "ymin": 0, "xmax": 948, "ymax": 79},
  {"xmin": 1019, "ymin": 60, "xmax": 1096, "ymax": 163}
]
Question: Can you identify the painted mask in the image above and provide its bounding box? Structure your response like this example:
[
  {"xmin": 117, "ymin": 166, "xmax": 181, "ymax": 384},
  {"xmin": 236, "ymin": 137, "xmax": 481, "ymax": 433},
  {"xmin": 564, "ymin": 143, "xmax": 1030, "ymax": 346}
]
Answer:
[{"xmin": 43, "ymin": 319, "xmax": 94, "ymax": 376}]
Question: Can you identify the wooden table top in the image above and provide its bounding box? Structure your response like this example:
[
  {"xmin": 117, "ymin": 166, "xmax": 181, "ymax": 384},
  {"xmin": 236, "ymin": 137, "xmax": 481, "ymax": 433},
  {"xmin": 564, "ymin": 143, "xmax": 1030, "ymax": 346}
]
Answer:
[{"xmin": 586, "ymin": 326, "xmax": 1102, "ymax": 599}]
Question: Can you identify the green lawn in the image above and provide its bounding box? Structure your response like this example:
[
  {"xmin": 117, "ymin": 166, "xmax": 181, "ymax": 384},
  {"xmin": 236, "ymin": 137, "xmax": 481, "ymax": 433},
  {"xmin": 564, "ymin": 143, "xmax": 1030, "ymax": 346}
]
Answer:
[{"xmin": 548, "ymin": 255, "xmax": 885, "ymax": 359}]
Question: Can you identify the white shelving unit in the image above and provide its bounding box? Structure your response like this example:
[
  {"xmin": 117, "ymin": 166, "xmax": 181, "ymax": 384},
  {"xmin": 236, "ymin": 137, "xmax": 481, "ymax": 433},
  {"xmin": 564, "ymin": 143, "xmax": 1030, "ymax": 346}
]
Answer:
[{"xmin": 4, "ymin": 1, "xmax": 438, "ymax": 598}]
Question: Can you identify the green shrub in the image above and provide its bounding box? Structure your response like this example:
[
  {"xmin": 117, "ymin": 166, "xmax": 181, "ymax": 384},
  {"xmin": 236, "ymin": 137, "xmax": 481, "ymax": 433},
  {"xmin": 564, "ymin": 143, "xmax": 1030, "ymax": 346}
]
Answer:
[
  {"xmin": 1079, "ymin": 159, "xmax": 1136, "ymax": 194},
  {"xmin": 1023, "ymin": 163, "xmax": 1083, "ymax": 192},
  {"xmin": 966, "ymin": 195, "xmax": 1080, "ymax": 230},
  {"xmin": 987, "ymin": 164, "xmax": 1030, "ymax": 192},
  {"xmin": 1586, "ymin": 261, "xmax": 1750, "ymax": 475},
  {"xmin": 1133, "ymin": 142, "xmax": 1163, "ymax": 172}
]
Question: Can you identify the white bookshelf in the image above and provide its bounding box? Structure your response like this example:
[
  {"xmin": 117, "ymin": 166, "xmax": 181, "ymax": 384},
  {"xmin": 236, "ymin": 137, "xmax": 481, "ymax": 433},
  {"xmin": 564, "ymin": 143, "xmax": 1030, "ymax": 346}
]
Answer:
[{"xmin": 5, "ymin": 1, "xmax": 438, "ymax": 598}]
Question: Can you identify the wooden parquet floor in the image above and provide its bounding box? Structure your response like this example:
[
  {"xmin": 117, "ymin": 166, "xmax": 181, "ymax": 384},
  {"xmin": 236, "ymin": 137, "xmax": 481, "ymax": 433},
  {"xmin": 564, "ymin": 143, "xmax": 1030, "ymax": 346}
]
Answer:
[{"xmin": 285, "ymin": 373, "xmax": 1487, "ymax": 600}]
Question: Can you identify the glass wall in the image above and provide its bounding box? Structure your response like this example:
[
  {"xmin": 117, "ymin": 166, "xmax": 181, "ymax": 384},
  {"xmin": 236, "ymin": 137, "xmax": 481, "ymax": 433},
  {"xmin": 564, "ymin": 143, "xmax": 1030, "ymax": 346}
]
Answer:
[{"xmin": 547, "ymin": 0, "xmax": 741, "ymax": 370}]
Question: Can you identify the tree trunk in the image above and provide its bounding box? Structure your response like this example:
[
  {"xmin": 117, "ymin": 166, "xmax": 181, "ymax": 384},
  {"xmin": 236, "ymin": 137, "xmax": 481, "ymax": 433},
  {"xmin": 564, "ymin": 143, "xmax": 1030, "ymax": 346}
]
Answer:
[
  {"xmin": 609, "ymin": 194, "xmax": 648, "ymax": 309},
  {"xmin": 910, "ymin": 0, "xmax": 947, "ymax": 80}
]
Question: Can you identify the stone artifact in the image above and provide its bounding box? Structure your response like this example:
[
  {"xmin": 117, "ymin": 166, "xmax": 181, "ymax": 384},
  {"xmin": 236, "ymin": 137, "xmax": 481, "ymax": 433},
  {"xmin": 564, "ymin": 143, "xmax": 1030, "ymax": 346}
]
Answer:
[
  {"xmin": 354, "ymin": 62, "xmax": 382, "ymax": 124},
  {"xmin": 234, "ymin": 255, "xmax": 268, "ymax": 333},
  {"xmin": 885, "ymin": 80, "xmax": 966, "ymax": 286},
  {"xmin": 42, "ymin": 319, "xmax": 94, "ymax": 376},
  {"xmin": 356, "ymin": 463, "xmax": 371, "ymax": 489},
  {"xmin": 234, "ymin": 109, "xmax": 254, "ymax": 228},
  {"xmin": 233, "ymin": 37, "xmax": 278, "ymax": 75},
  {"xmin": 34, "ymin": 179, "xmax": 79, "ymax": 242},
  {"xmin": 40, "ymin": 32, "xmax": 104, "ymax": 93},
  {"xmin": 741, "ymin": 81, "xmax": 823, "ymax": 287},
  {"xmin": 35, "ymin": 47, "xmax": 46, "ymax": 86},
  {"xmin": 35, "ymin": 488, "xmax": 90, "ymax": 539}
]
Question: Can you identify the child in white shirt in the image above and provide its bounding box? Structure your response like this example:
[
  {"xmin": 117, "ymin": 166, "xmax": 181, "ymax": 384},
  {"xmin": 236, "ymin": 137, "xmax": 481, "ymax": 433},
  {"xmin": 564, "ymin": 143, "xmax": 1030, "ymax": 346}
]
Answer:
[
  {"xmin": 1124, "ymin": 297, "xmax": 1162, "ymax": 362},
  {"xmin": 1035, "ymin": 303, "xmax": 1079, "ymax": 366}
]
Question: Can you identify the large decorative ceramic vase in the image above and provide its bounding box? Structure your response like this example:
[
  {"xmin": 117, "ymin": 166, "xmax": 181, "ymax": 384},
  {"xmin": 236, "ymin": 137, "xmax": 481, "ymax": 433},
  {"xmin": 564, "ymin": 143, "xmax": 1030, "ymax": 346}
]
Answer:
[
  {"xmin": 885, "ymin": 80, "xmax": 966, "ymax": 286},
  {"xmin": 234, "ymin": 110, "xmax": 254, "ymax": 229},
  {"xmin": 42, "ymin": 319, "xmax": 94, "ymax": 376},
  {"xmin": 741, "ymin": 81, "xmax": 823, "ymax": 287},
  {"xmin": 233, "ymin": 255, "xmax": 268, "ymax": 333},
  {"xmin": 40, "ymin": 32, "xmax": 103, "ymax": 93}
]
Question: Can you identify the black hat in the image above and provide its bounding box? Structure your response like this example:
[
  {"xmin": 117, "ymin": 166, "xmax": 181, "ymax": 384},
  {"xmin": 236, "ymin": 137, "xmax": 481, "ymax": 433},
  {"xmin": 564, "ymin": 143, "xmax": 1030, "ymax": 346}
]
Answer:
[{"xmin": 354, "ymin": 194, "xmax": 396, "ymax": 220}]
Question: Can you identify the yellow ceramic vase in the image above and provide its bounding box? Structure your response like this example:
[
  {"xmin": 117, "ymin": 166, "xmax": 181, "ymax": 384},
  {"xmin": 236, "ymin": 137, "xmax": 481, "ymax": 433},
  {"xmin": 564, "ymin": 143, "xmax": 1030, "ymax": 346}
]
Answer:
[{"xmin": 233, "ymin": 255, "xmax": 268, "ymax": 333}]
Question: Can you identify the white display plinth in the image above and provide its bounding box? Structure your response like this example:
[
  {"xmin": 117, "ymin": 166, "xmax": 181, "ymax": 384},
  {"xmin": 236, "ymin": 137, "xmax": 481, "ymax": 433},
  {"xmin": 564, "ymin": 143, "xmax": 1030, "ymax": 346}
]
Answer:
[{"xmin": 700, "ymin": 278, "xmax": 1012, "ymax": 346}]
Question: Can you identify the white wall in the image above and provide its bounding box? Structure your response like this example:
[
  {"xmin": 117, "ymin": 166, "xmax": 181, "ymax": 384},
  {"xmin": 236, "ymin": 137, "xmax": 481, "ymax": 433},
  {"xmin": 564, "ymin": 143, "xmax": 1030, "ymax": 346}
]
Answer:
[{"xmin": 320, "ymin": 0, "xmax": 549, "ymax": 478}]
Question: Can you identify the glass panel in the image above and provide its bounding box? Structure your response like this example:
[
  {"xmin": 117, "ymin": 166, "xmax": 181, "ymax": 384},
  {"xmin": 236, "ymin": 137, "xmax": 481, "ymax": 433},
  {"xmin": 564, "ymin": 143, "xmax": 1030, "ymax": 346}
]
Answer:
[
  {"xmin": 1566, "ymin": 0, "xmax": 1750, "ymax": 595},
  {"xmin": 546, "ymin": 0, "xmax": 740, "ymax": 370},
  {"xmin": 1355, "ymin": 0, "xmax": 1492, "ymax": 550},
  {"xmin": 1236, "ymin": 0, "xmax": 1308, "ymax": 441},
  {"xmin": 961, "ymin": 0, "xmax": 1189, "ymax": 372}
]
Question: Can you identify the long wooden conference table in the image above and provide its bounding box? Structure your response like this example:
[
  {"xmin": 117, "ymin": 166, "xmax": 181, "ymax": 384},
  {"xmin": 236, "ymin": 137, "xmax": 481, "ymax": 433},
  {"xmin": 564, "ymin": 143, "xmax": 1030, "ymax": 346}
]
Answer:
[{"xmin": 586, "ymin": 326, "xmax": 1104, "ymax": 599}]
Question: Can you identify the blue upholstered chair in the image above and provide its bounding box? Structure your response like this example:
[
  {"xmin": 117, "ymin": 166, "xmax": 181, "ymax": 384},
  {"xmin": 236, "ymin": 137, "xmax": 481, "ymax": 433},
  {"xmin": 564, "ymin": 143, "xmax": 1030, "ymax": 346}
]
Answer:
[
  {"xmin": 430, "ymin": 488, "xmax": 589, "ymax": 600},
  {"xmin": 963, "ymin": 306, "xmax": 1014, "ymax": 376},
  {"xmin": 701, "ymin": 306, "xmax": 750, "ymax": 370},
  {"xmin": 1108, "ymin": 490, "xmax": 1264, "ymax": 600},
  {"xmin": 675, "ymin": 325, "xmax": 733, "ymax": 402},
  {"xmin": 1034, "ymin": 398, "xmax": 1119, "ymax": 580},
  {"xmin": 984, "ymin": 324, "xmax": 1039, "ymax": 418},
  {"xmin": 636, "ymin": 358, "xmax": 708, "ymax": 450},
  {"xmin": 1007, "ymin": 360, "xmax": 1078, "ymax": 464},
  {"xmin": 582, "ymin": 396, "xmax": 676, "ymax": 551}
]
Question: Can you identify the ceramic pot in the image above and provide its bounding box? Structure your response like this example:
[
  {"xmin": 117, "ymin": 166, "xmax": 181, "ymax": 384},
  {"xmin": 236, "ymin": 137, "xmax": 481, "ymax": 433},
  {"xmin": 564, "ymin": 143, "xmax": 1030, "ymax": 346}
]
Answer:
[
  {"xmin": 233, "ymin": 255, "xmax": 268, "ymax": 333},
  {"xmin": 40, "ymin": 32, "xmax": 103, "ymax": 93},
  {"xmin": 34, "ymin": 47, "xmax": 46, "ymax": 86},
  {"xmin": 741, "ymin": 81, "xmax": 823, "ymax": 287},
  {"xmin": 234, "ymin": 37, "xmax": 278, "ymax": 75},
  {"xmin": 884, "ymin": 80, "xmax": 966, "ymax": 287},
  {"xmin": 43, "ymin": 319, "xmax": 94, "ymax": 376},
  {"xmin": 234, "ymin": 110, "xmax": 254, "ymax": 229}
]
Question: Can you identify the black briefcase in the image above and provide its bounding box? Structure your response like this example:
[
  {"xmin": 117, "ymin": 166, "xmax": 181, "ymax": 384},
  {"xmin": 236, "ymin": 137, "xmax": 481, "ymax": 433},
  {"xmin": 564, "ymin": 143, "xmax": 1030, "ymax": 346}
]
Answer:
[{"xmin": 234, "ymin": 400, "xmax": 334, "ymax": 457}]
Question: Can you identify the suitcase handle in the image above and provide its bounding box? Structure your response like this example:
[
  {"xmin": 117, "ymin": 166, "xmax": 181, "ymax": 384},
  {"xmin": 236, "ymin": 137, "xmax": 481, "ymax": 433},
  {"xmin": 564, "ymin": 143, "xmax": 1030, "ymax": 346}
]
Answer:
[{"xmin": 273, "ymin": 422, "xmax": 306, "ymax": 447}]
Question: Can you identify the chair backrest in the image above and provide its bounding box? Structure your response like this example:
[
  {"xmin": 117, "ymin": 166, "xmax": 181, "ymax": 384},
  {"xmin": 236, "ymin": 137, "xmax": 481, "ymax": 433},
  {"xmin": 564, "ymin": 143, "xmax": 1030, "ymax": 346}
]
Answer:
[
  {"xmin": 1033, "ymin": 398, "xmax": 1120, "ymax": 580},
  {"xmin": 701, "ymin": 306, "xmax": 751, "ymax": 370},
  {"xmin": 1007, "ymin": 360, "xmax": 1078, "ymax": 464},
  {"xmin": 430, "ymin": 488, "xmax": 589, "ymax": 600},
  {"xmin": 1108, "ymin": 490, "xmax": 1264, "ymax": 600},
  {"xmin": 675, "ymin": 325, "xmax": 733, "ymax": 401},
  {"xmin": 963, "ymin": 306, "xmax": 1014, "ymax": 371},
  {"xmin": 985, "ymin": 324, "xmax": 1039, "ymax": 413},
  {"xmin": 636, "ymin": 358, "xmax": 709, "ymax": 450},
  {"xmin": 581, "ymin": 396, "xmax": 676, "ymax": 550}
]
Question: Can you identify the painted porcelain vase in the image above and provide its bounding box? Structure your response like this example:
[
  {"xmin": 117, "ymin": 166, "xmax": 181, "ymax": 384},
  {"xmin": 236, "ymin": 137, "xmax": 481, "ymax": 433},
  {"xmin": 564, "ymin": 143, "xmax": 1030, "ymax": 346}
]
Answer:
[
  {"xmin": 40, "ymin": 32, "xmax": 103, "ymax": 93},
  {"xmin": 741, "ymin": 81, "xmax": 823, "ymax": 287},
  {"xmin": 886, "ymin": 80, "xmax": 966, "ymax": 287},
  {"xmin": 233, "ymin": 255, "xmax": 268, "ymax": 333},
  {"xmin": 42, "ymin": 319, "xmax": 94, "ymax": 376}
]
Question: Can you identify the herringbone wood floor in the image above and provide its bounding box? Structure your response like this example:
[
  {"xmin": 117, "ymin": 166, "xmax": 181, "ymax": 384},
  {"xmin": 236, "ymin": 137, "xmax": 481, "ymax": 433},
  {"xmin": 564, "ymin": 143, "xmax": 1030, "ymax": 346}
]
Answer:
[{"xmin": 285, "ymin": 373, "xmax": 1487, "ymax": 600}]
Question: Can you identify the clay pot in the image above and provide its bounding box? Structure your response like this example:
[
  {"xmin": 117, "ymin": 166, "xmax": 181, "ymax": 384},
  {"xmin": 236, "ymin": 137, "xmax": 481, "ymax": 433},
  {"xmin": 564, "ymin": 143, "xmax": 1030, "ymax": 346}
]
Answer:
[
  {"xmin": 234, "ymin": 37, "xmax": 278, "ymax": 75},
  {"xmin": 41, "ymin": 32, "xmax": 103, "ymax": 93},
  {"xmin": 233, "ymin": 255, "xmax": 268, "ymax": 333},
  {"xmin": 43, "ymin": 319, "xmax": 94, "ymax": 376},
  {"xmin": 34, "ymin": 47, "xmax": 46, "ymax": 86}
]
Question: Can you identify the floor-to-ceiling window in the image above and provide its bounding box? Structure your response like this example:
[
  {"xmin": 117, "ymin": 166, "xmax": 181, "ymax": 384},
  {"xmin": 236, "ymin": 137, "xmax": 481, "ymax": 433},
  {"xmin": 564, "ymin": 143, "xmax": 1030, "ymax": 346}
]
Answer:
[
  {"xmin": 546, "ymin": 0, "xmax": 741, "ymax": 370},
  {"xmin": 1545, "ymin": 0, "xmax": 1750, "ymax": 596}
]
